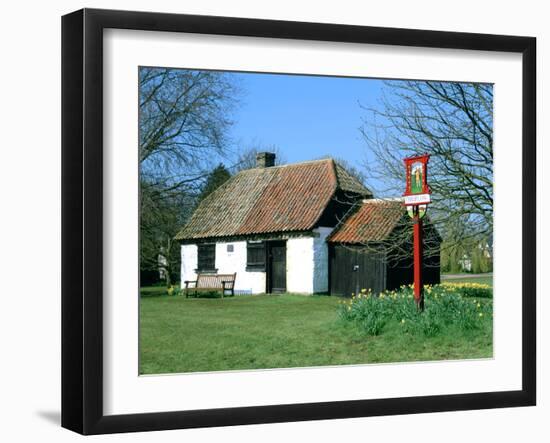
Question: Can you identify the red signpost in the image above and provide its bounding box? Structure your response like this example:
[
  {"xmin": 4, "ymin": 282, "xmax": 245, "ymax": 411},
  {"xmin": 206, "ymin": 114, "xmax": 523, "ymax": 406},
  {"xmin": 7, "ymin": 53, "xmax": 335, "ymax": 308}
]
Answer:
[
  {"xmin": 403, "ymin": 154, "xmax": 431, "ymax": 311},
  {"xmin": 413, "ymin": 213, "xmax": 423, "ymax": 309}
]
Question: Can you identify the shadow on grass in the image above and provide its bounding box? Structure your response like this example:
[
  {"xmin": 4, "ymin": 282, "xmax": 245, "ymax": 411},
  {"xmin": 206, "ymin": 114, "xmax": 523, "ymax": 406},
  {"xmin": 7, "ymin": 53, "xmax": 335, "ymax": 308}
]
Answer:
[{"xmin": 140, "ymin": 287, "xmax": 167, "ymax": 298}]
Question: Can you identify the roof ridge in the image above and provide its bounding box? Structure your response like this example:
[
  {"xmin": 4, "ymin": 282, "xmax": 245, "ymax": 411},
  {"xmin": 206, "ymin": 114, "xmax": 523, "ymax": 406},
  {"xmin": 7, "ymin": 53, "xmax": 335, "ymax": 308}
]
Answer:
[
  {"xmin": 229, "ymin": 158, "xmax": 334, "ymax": 184},
  {"xmin": 244, "ymin": 157, "xmax": 333, "ymax": 171}
]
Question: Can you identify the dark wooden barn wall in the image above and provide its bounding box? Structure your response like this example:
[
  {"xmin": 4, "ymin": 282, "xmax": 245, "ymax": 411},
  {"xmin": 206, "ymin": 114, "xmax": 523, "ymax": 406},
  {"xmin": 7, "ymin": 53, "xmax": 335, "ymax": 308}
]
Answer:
[
  {"xmin": 385, "ymin": 249, "xmax": 440, "ymax": 291},
  {"xmin": 329, "ymin": 244, "xmax": 440, "ymax": 297},
  {"xmin": 385, "ymin": 221, "xmax": 441, "ymax": 290}
]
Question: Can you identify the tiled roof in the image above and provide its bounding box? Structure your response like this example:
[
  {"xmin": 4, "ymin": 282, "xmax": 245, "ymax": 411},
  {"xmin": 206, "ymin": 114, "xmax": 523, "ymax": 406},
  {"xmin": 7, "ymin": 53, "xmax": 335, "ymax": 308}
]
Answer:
[
  {"xmin": 175, "ymin": 159, "xmax": 372, "ymax": 240},
  {"xmin": 328, "ymin": 199, "xmax": 406, "ymax": 243}
]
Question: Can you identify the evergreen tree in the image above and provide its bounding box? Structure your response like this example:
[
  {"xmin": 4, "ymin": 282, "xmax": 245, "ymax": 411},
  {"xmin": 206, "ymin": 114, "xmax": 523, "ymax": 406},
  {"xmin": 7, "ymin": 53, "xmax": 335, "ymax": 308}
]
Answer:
[{"xmin": 197, "ymin": 164, "xmax": 231, "ymax": 203}]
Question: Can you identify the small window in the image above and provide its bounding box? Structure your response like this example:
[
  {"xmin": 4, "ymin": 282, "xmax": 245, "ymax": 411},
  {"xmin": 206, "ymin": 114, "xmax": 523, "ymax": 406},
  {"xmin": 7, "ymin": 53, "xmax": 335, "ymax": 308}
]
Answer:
[
  {"xmin": 227, "ymin": 244, "xmax": 234, "ymax": 253},
  {"xmin": 246, "ymin": 241, "xmax": 266, "ymax": 271},
  {"xmin": 197, "ymin": 243, "xmax": 216, "ymax": 272}
]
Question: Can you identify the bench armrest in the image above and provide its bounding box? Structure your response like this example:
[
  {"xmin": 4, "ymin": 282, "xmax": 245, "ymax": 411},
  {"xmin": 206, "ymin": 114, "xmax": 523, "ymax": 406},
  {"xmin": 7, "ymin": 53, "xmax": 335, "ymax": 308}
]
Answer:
[{"xmin": 184, "ymin": 280, "xmax": 197, "ymax": 289}]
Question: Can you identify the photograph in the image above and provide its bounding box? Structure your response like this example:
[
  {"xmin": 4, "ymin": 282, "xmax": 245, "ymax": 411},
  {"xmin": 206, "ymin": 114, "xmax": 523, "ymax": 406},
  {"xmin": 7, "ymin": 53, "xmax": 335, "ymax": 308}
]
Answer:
[{"xmin": 138, "ymin": 67, "xmax": 494, "ymax": 375}]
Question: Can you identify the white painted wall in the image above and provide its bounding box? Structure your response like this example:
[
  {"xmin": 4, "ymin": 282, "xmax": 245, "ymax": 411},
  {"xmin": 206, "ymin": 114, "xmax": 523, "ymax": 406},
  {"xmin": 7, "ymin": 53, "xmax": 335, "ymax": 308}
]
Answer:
[
  {"xmin": 180, "ymin": 244, "xmax": 197, "ymax": 284},
  {"xmin": 286, "ymin": 237, "xmax": 314, "ymax": 293},
  {"xmin": 287, "ymin": 228, "xmax": 333, "ymax": 294},
  {"xmin": 180, "ymin": 241, "xmax": 266, "ymax": 293},
  {"xmin": 215, "ymin": 241, "xmax": 266, "ymax": 294},
  {"xmin": 182, "ymin": 231, "xmax": 333, "ymax": 294}
]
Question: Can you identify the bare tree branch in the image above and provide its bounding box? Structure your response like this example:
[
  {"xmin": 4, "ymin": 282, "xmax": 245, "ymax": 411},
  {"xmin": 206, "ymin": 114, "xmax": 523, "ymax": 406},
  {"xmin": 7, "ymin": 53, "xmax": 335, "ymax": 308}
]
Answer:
[{"xmin": 358, "ymin": 80, "xmax": 493, "ymax": 270}]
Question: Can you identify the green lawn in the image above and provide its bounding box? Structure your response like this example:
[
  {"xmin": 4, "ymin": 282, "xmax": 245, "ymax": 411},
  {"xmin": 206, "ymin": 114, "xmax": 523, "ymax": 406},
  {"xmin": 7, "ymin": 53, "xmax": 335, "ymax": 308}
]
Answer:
[
  {"xmin": 442, "ymin": 275, "xmax": 493, "ymax": 286},
  {"xmin": 140, "ymin": 285, "xmax": 174, "ymax": 297},
  {"xmin": 140, "ymin": 290, "xmax": 493, "ymax": 374}
]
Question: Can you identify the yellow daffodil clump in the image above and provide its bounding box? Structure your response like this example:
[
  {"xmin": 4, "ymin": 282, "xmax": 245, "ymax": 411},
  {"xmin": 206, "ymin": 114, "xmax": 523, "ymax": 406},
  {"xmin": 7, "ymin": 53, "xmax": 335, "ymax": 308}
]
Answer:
[{"xmin": 337, "ymin": 282, "xmax": 492, "ymax": 337}]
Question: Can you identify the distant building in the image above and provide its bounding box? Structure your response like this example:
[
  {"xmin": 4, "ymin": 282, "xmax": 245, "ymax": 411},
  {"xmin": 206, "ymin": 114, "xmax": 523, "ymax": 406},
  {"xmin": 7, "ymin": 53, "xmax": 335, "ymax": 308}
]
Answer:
[
  {"xmin": 158, "ymin": 252, "xmax": 168, "ymax": 281},
  {"xmin": 459, "ymin": 254, "xmax": 472, "ymax": 272}
]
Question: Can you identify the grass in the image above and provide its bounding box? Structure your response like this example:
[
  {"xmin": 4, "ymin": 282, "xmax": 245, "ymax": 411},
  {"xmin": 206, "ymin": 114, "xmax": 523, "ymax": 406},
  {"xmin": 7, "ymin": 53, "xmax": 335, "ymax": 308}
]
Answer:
[
  {"xmin": 442, "ymin": 275, "xmax": 493, "ymax": 286},
  {"xmin": 140, "ymin": 285, "xmax": 175, "ymax": 297},
  {"xmin": 139, "ymin": 289, "xmax": 493, "ymax": 374}
]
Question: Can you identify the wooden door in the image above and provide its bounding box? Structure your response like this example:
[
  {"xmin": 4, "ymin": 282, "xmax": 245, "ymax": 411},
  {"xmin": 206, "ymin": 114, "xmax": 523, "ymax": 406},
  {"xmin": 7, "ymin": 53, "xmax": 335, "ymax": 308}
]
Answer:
[
  {"xmin": 330, "ymin": 244, "xmax": 385, "ymax": 296},
  {"xmin": 267, "ymin": 241, "xmax": 287, "ymax": 293}
]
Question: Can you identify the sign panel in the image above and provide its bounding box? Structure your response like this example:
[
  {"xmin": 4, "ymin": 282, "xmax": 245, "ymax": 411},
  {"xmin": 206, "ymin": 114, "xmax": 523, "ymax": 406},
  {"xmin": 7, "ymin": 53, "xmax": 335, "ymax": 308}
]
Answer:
[
  {"xmin": 404, "ymin": 193, "xmax": 431, "ymax": 206},
  {"xmin": 403, "ymin": 153, "xmax": 431, "ymax": 198}
]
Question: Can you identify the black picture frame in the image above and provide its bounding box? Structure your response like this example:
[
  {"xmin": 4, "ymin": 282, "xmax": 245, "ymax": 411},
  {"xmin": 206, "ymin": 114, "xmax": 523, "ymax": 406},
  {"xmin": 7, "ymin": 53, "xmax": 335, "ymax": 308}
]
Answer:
[{"xmin": 62, "ymin": 8, "xmax": 536, "ymax": 435}]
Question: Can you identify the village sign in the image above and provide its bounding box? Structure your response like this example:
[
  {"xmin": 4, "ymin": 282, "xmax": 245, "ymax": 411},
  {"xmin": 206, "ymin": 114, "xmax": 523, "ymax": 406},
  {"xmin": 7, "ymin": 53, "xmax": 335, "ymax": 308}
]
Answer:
[{"xmin": 403, "ymin": 153, "xmax": 431, "ymax": 310}]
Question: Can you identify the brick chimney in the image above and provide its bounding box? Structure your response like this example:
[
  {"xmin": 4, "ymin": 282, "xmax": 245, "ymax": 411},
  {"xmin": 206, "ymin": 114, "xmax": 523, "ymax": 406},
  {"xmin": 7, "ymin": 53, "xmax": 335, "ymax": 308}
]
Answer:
[{"xmin": 256, "ymin": 152, "xmax": 276, "ymax": 168}]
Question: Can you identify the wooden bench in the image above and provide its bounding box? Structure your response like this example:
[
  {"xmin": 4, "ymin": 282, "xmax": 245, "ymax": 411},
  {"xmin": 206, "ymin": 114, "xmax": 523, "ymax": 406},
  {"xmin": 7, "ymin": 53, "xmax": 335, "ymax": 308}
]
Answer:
[{"xmin": 184, "ymin": 273, "xmax": 237, "ymax": 298}]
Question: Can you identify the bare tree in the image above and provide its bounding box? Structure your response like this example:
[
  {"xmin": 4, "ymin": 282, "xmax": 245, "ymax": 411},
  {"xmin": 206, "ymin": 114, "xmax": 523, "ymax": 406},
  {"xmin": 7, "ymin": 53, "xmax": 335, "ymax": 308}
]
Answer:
[
  {"xmin": 359, "ymin": 80, "xmax": 493, "ymax": 248},
  {"xmin": 140, "ymin": 68, "xmax": 239, "ymax": 193},
  {"xmin": 139, "ymin": 67, "xmax": 240, "ymax": 285}
]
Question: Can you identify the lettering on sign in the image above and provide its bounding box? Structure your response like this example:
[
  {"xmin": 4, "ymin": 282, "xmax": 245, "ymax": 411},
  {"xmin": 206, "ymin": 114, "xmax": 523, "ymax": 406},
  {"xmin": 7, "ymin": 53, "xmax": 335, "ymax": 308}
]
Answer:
[{"xmin": 404, "ymin": 193, "xmax": 431, "ymax": 206}]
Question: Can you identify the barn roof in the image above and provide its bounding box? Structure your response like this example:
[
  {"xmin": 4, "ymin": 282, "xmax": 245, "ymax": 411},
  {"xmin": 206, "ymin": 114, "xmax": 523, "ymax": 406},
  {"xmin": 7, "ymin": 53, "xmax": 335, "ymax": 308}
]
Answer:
[
  {"xmin": 175, "ymin": 158, "xmax": 372, "ymax": 241},
  {"xmin": 328, "ymin": 199, "xmax": 406, "ymax": 244}
]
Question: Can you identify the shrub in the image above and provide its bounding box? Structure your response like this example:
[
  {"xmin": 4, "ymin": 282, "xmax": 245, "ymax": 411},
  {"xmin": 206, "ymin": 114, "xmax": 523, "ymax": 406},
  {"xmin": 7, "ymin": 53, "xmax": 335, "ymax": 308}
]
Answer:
[
  {"xmin": 440, "ymin": 282, "xmax": 492, "ymax": 298},
  {"xmin": 337, "ymin": 284, "xmax": 492, "ymax": 337},
  {"xmin": 417, "ymin": 309, "xmax": 443, "ymax": 337},
  {"xmin": 166, "ymin": 286, "xmax": 182, "ymax": 296},
  {"xmin": 359, "ymin": 314, "xmax": 387, "ymax": 336},
  {"xmin": 337, "ymin": 289, "xmax": 392, "ymax": 336}
]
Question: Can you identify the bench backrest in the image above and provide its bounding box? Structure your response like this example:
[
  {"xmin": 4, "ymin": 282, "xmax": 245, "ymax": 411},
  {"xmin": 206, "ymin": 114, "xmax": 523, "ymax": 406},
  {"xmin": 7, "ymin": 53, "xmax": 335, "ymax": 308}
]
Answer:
[{"xmin": 196, "ymin": 273, "xmax": 236, "ymax": 289}]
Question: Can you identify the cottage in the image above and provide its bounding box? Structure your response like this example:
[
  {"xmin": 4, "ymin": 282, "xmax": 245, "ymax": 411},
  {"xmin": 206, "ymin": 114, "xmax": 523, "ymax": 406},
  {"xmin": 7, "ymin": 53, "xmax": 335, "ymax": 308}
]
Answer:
[{"xmin": 175, "ymin": 152, "xmax": 440, "ymax": 295}]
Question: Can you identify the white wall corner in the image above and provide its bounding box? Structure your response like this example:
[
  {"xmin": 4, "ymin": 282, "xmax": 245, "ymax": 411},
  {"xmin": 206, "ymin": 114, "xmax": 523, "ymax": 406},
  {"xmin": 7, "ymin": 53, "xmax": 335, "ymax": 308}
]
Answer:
[{"xmin": 180, "ymin": 244, "xmax": 198, "ymax": 286}]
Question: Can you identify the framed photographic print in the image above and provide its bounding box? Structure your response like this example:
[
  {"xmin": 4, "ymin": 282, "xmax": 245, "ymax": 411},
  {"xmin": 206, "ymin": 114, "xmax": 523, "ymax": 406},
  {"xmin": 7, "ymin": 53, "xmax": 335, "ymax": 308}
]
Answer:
[{"xmin": 61, "ymin": 8, "xmax": 536, "ymax": 435}]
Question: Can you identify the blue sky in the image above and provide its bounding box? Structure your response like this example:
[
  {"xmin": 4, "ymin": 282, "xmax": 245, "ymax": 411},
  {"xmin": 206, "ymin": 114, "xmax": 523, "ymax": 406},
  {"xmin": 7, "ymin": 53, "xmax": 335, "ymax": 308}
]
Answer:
[{"xmin": 228, "ymin": 72, "xmax": 385, "ymax": 166}]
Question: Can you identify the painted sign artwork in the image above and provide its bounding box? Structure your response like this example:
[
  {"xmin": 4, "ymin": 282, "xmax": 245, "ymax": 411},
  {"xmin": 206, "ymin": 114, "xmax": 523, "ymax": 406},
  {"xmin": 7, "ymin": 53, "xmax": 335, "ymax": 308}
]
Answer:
[
  {"xmin": 411, "ymin": 162, "xmax": 424, "ymax": 194},
  {"xmin": 407, "ymin": 204, "xmax": 427, "ymax": 219}
]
